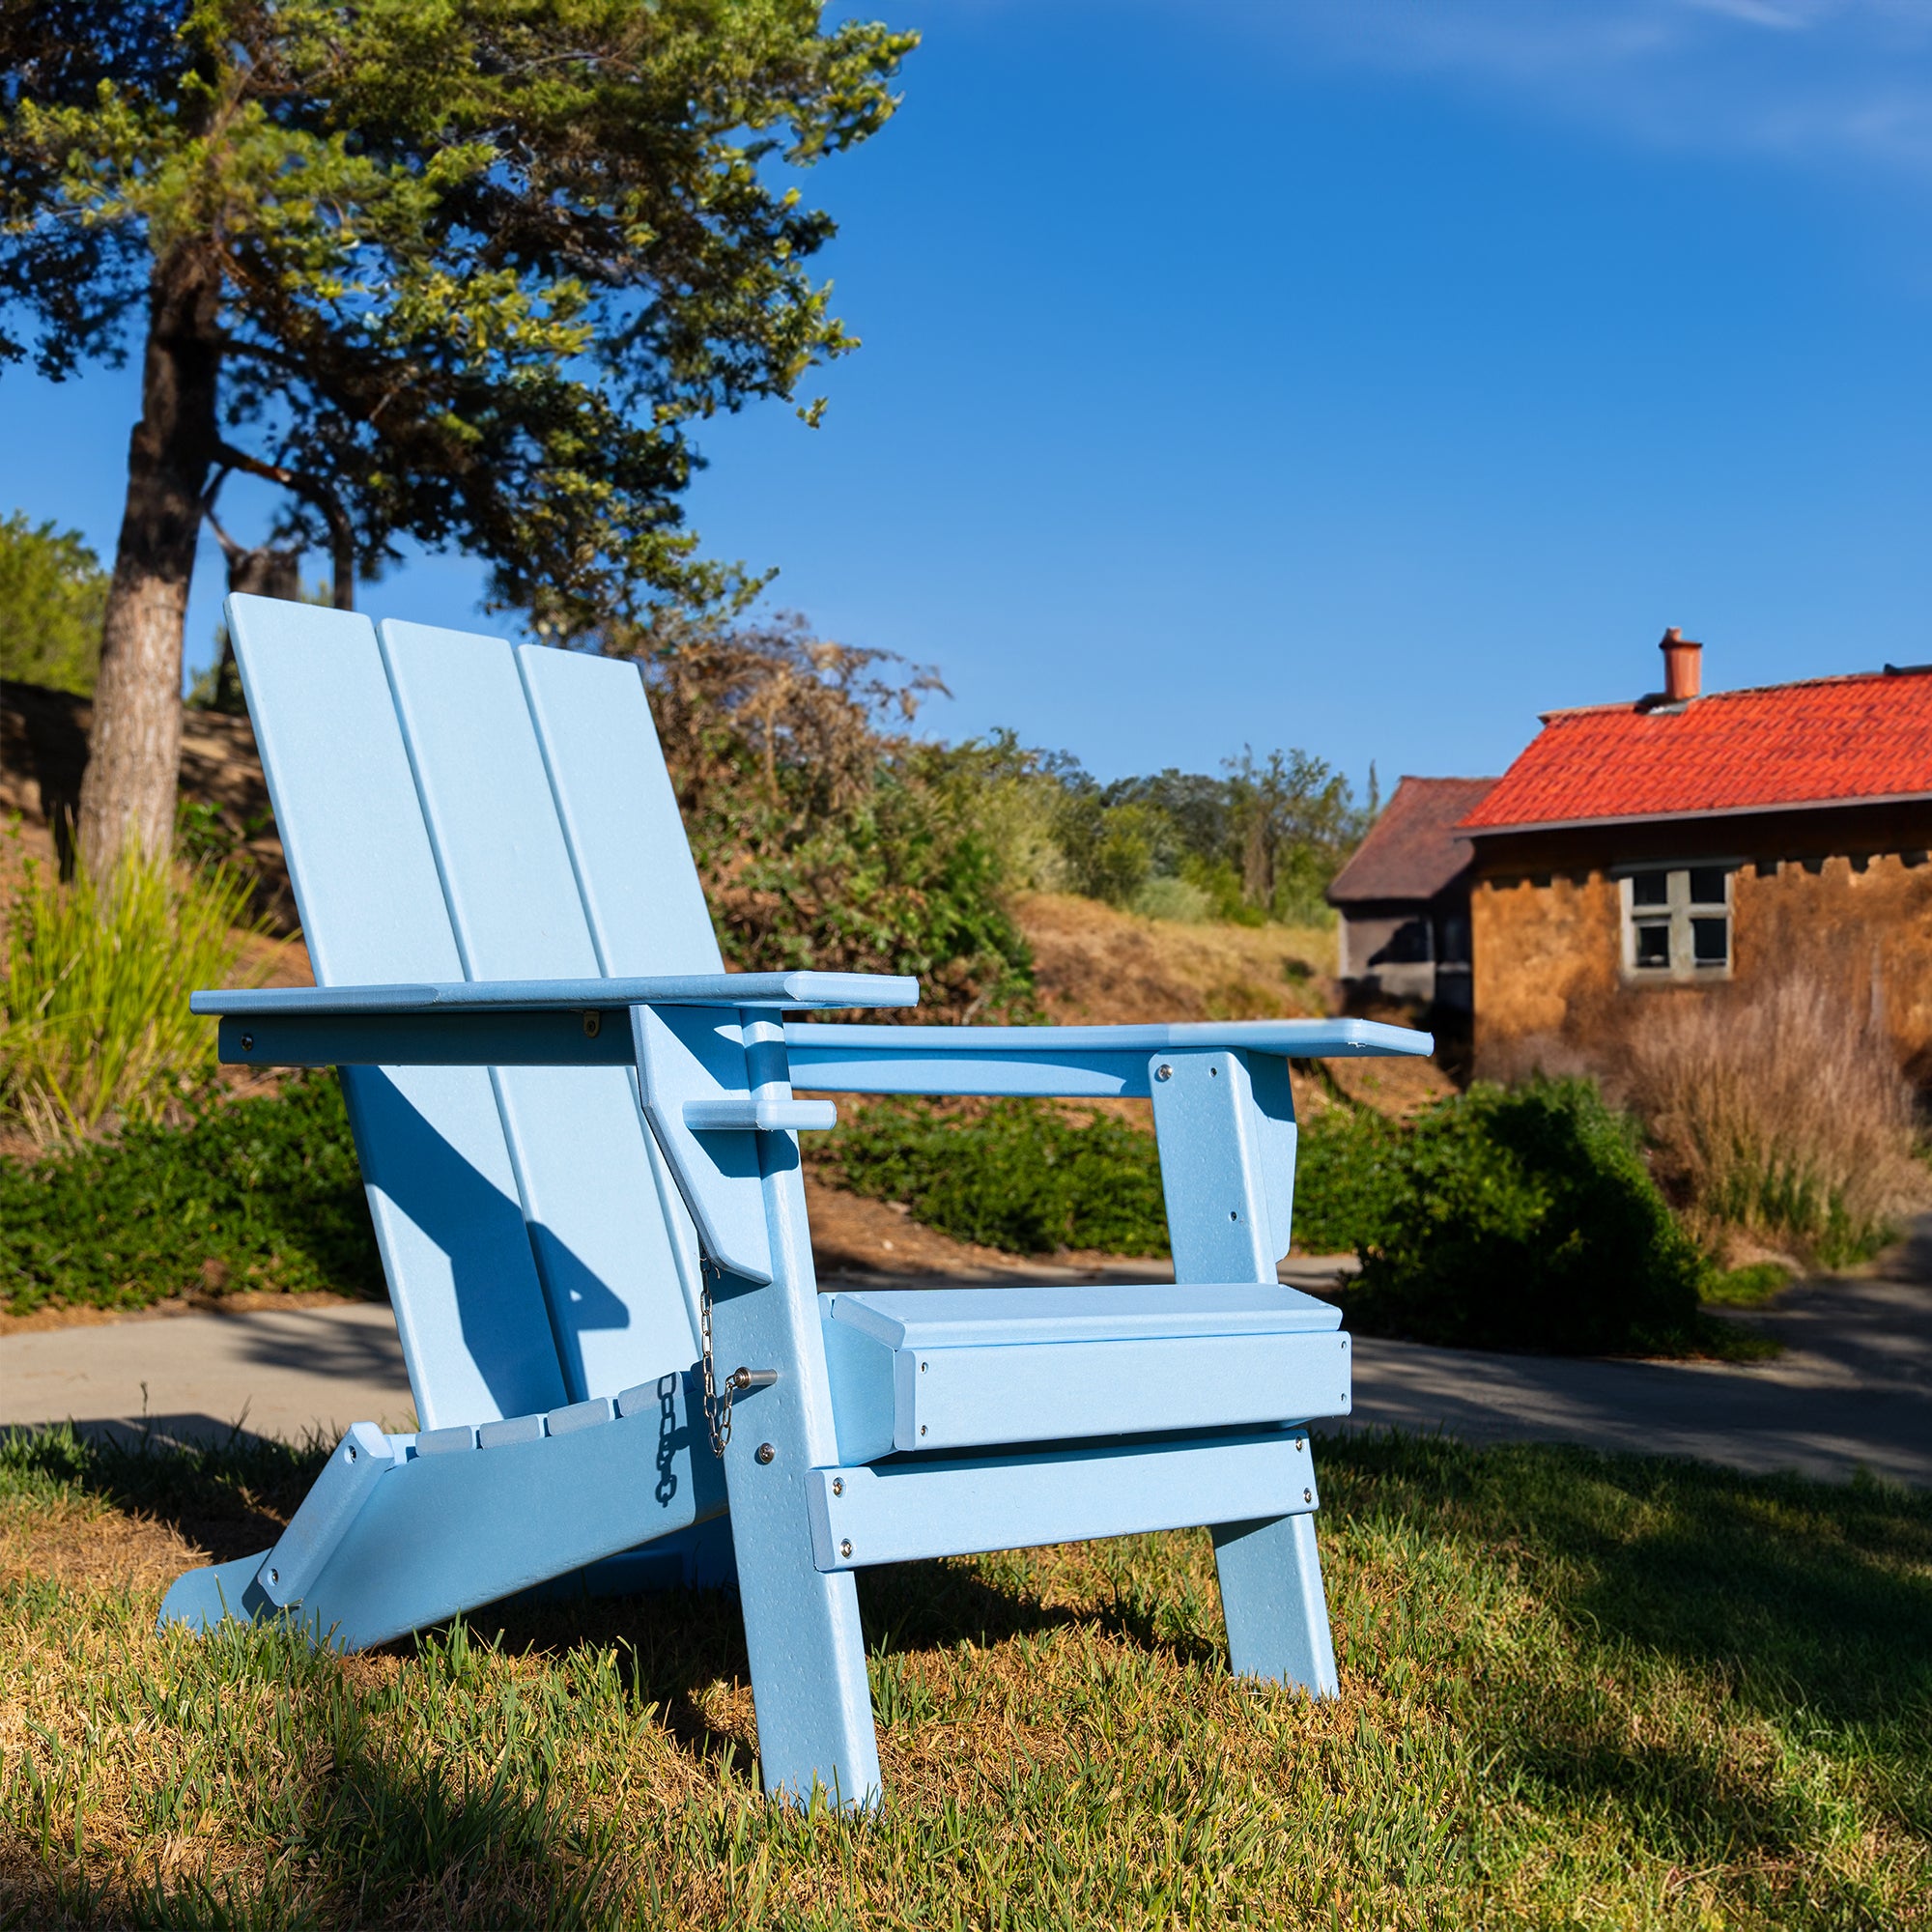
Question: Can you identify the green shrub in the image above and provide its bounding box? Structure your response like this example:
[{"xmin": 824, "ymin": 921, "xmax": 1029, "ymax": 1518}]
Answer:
[
  {"xmin": 0, "ymin": 510, "xmax": 107, "ymax": 696},
  {"xmin": 633, "ymin": 613, "xmax": 1037, "ymax": 1021},
  {"xmin": 1703, "ymin": 1260, "xmax": 1793, "ymax": 1307},
  {"xmin": 829, "ymin": 1097, "xmax": 1169, "ymax": 1256},
  {"xmin": 0, "ymin": 1072, "xmax": 381, "ymax": 1317},
  {"xmin": 1286, "ymin": 1104, "xmax": 1401, "ymax": 1254},
  {"xmin": 1335, "ymin": 1078, "xmax": 1709, "ymax": 1355},
  {"xmin": 1, "ymin": 840, "xmax": 265, "ymax": 1140}
]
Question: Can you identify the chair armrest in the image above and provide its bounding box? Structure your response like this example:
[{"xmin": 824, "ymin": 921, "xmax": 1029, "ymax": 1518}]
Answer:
[
  {"xmin": 198, "ymin": 974, "xmax": 918, "ymax": 1070},
  {"xmin": 781, "ymin": 1018, "xmax": 1432, "ymax": 1099},
  {"xmin": 192, "ymin": 970, "xmax": 918, "ymax": 1017}
]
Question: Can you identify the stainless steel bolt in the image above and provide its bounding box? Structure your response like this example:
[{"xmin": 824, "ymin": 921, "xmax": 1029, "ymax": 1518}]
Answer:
[
  {"xmin": 839, "ymin": 1538, "xmax": 853, "ymax": 1558},
  {"xmin": 831, "ymin": 1476, "xmax": 844, "ymax": 1495},
  {"xmin": 1155, "ymin": 1063, "xmax": 1173, "ymax": 1081},
  {"xmin": 1303, "ymin": 1488, "xmax": 1313, "ymax": 1504},
  {"xmin": 240, "ymin": 1033, "xmax": 254, "ymax": 1052},
  {"xmin": 755, "ymin": 1442, "xmax": 775, "ymax": 1464}
]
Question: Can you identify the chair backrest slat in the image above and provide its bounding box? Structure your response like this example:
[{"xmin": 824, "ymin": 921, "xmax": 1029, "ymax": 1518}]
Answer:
[
  {"xmin": 515, "ymin": 644, "xmax": 724, "ymax": 977},
  {"xmin": 229, "ymin": 599, "xmax": 567, "ymax": 1427},
  {"xmin": 376, "ymin": 620, "xmax": 703, "ymax": 1401}
]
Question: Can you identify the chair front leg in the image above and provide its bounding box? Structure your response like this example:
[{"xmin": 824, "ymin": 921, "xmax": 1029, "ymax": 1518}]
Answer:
[
  {"xmin": 1211, "ymin": 1505, "xmax": 1340, "ymax": 1695},
  {"xmin": 1150, "ymin": 1049, "xmax": 1342, "ymax": 1698},
  {"xmin": 701, "ymin": 1025, "xmax": 882, "ymax": 1808}
]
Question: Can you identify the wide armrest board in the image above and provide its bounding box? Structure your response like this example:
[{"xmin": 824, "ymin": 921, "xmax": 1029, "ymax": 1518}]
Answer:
[
  {"xmin": 784, "ymin": 1017, "xmax": 1432, "ymax": 1099},
  {"xmin": 194, "ymin": 970, "xmax": 920, "ymax": 1016}
]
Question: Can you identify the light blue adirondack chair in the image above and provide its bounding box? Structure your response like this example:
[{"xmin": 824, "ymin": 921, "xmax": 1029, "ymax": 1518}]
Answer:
[{"xmin": 158, "ymin": 594, "xmax": 1432, "ymax": 1804}]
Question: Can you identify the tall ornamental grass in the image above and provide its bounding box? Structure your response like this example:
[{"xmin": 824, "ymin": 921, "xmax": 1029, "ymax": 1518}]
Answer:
[
  {"xmin": 0, "ymin": 844, "xmax": 263, "ymax": 1143},
  {"xmin": 1621, "ymin": 972, "xmax": 1924, "ymax": 1267}
]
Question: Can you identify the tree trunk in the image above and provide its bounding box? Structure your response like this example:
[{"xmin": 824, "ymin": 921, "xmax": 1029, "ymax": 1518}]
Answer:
[{"xmin": 76, "ymin": 253, "xmax": 221, "ymax": 874}]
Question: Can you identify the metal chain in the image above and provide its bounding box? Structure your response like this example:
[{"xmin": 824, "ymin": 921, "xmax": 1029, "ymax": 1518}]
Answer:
[{"xmin": 697, "ymin": 1256, "xmax": 732, "ymax": 1457}]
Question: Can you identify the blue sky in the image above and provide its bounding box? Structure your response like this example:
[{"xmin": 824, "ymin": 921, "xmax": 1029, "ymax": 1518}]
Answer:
[{"xmin": 7, "ymin": 0, "xmax": 1932, "ymax": 793}]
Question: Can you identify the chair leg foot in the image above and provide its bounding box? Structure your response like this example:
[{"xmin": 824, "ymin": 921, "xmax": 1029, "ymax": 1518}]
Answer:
[
  {"xmin": 157, "ymin": 1552, "xmax": 273, "ymax": 1634},
  {"xmin": 1210, "ymin": 1509, "xmax": 1339, "ymax": 1696}
]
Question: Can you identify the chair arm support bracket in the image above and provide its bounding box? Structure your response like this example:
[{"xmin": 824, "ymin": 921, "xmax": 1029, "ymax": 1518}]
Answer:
[{"xmin": 683, "ymin": 1098, "xmax": 838, "ymax": 1133}]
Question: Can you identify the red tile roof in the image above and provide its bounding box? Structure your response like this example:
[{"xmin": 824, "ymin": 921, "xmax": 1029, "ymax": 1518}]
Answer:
[
  {"xmin": 1461, "ymin": 668, "xmax": 1932, "ymax": 834},
  {"xmin": 1329, "ymin": 776, "xmax": 1495, "ymax": 902}
]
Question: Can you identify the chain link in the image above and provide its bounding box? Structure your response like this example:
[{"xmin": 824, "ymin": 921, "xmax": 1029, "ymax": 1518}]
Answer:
[{"xmin": 697, "ymin": 1256, "xmax": 732, "ymax": 1457}]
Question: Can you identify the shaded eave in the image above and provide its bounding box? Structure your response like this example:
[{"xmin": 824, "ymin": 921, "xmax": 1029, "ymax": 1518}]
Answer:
[{"xmin": 1462, "ymin": 788, "xmax": 1932, "ymax": 841}]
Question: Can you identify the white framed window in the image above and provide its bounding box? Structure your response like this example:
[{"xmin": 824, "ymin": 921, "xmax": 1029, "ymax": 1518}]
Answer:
[{"xmin": 1620, "ymin": 864, "xmax": 1732, "ymax": 979}]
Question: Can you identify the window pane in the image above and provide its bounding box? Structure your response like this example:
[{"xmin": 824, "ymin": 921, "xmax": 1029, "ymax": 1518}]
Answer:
[
  {"xmin": 1631, "ymin": 872, "xmax": 1669, "ymax": 907},
  {"xmin": 1688, "ymin": 867, "xmax": 1728, "ymax": 906},
  {"xmin": 1634, "ymin": 921, "xmax": 1670, "ymax": 968},
  {"xmin": 1691, "ymin": 917, "xmax": 1728, "ymax": 966}
]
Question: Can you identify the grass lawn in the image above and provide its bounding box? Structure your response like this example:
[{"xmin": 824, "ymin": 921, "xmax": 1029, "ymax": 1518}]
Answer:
[{"xmin": 1, "ymin": 1426, "xmax": 1926, "ymax": 1930}]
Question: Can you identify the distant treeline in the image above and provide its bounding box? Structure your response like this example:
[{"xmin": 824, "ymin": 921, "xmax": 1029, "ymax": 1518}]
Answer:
[{"xmin": 622, "ymin": 611, "xmax": 1374, "ymax": 1021}]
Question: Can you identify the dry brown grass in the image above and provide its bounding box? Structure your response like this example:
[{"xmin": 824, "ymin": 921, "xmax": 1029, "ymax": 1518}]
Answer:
[
  {"xmin": 1014, "ymin": 893, "xmax": 1335, "ymax": 1025},
  {"xmin": 1620, "ymin": 972, "xmax": 1928, "ymax": 1266},
  {"xmin": 3, "ymin": 1425, "xmax": 1927, "ymax": 1928}
]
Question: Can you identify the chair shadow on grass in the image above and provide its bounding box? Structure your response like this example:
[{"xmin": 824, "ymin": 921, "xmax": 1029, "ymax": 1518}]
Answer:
[
  {"xmin": 8, "ymin": 1417, "xmax": 1177, "ymax": 1780},
  {"xmin": 452, "ymin": 1547, "xmax": 1203, "ymax": 1776}
]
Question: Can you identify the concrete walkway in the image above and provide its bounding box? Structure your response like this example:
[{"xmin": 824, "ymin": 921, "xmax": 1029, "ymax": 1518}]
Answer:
[{"xmin": 4, "ymin": 1223, "xmax": 1927, "ymax": 1487}]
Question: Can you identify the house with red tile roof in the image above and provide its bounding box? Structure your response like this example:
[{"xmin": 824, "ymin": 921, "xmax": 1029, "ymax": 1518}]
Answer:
[{"xmin": 1453, "ymin": 630, "xmax": 1932, "ymax": 1083}]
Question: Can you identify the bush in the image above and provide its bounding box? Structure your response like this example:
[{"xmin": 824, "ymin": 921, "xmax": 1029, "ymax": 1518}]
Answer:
[
  {"xmin": 828, "ymin": 1097, "xmax": 1169, "ymax": 1255},
  {"xmin": 1, "ymin": 841, "xmax": 266, "ymax": 1141},
  {"xmin": 1325, "ymin": 1078, "xmax": 1709, "ymax": 1355},
  {"xmin": 1620, "ymin": 972, "xmax": 1922, "ymax": 1267},
  {"xmin": 0, "ymin": 510, "xmax": 107, "ymax": 696},
  {"xmin": 1288, "ymin": 1103, "xmax": 1405, "ymax": 1255},
  {"xmin": 631, "ymin": 612, "xmax": 1036, "ymax": 1021},
  {"xmin": 0, "ymin": 1072, "xmax": 381, "ymax": 1317}
]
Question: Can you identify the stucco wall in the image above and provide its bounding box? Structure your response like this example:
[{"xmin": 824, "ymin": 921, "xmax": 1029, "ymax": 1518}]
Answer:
[{"xmin": 1472, "ymin": 843, "xmax": 1932, "ymax": 1085}]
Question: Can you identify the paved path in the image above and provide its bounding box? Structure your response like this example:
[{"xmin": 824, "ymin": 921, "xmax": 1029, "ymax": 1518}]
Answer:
[{"xmin": 4, "ymin": 1224, "xmax": 1927, "ymax": 1486}]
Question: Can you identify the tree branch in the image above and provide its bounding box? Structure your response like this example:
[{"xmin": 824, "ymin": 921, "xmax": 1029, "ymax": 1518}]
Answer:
[{"xmin": 213, "ymin": 440, "xmax": 355, "ymax": 611}]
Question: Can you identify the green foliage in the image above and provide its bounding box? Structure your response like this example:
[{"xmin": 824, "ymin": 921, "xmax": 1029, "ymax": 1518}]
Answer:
[
  {"xmin": 829, "ymin": 1097, "xmax": 1169, "ymax": 1255},
  {"xmin": 1054, "ymin": 793, "xmax": 1174, "ymax": 907},
  {"xmin": 828, "ymin": 1077, "xmax": 1720, "ymax": 1359},
  {"xmin": 1704, "ymin": 1260, "xmax": 1794, "ymax": 1307},
  {"xmin": 994, "ymin": 745, "xmax": 1373, "ymax": 925},
  {"xmin": 636, "ymin": 612, "xmax": 1035, "ymax": 1019},
  {"xmin": 0, "ymin": 1072, "xmax": 380, "ymax": 1317},
  {"xmin": 0, "ymin": 1, "xmax": 916, "ymax": 616},
  {"xmin": 1306, "ymin": 1079, "xmax": 1711, "ymax": 1355},
  {"xmin": 1, "ymin": 838, "xmax": 265, "ymax": 1139},
  {"xmin": 0, "ymin": 508, "xmax": 106, "ymax": 695},
  {"xmin": 1286, "ymin": 1102, "xmax": 1408, "ymax": 1255}
]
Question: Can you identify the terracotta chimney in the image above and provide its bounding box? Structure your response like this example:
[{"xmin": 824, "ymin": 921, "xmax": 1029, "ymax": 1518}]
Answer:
[{"xmin": 1659, "ymin": 626, "xmax": 1702, "ymax": 703}]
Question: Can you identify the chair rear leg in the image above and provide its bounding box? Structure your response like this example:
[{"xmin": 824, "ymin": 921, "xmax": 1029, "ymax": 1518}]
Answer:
[{"xmin": 1210, "ymin": 1509, "xmax": 1340, "ymax": 1695}]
